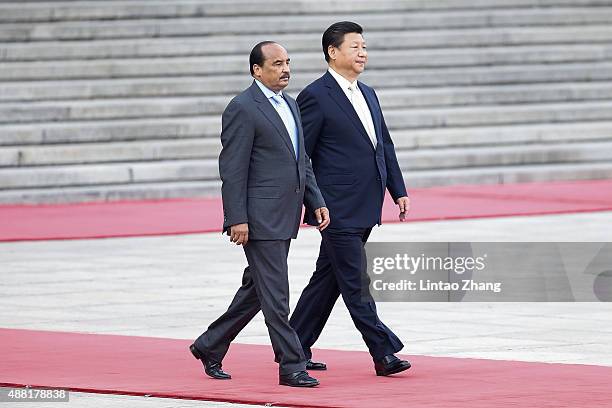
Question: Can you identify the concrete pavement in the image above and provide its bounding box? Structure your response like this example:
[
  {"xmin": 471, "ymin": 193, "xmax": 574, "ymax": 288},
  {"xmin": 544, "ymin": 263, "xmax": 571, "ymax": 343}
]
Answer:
[{"xmin": 1, "ymin": 211, "xmax": 612, "ymax": 406}]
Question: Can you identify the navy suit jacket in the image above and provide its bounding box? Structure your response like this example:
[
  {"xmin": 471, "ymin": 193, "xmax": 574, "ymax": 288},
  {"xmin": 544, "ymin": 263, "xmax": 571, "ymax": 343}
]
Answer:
[{"xmin": 297, "ymin": 71, "xmax": 407, "ymax": 229}]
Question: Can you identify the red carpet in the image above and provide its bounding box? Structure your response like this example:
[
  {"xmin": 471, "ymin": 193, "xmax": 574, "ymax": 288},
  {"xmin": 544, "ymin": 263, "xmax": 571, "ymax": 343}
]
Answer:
[
  {"xmin": 1, "ymin": 328, "xmax": 611, "ymax": 407},
  {"xmin": 2, "ymin": 180, "xmax": 612, "ymax": 242}
]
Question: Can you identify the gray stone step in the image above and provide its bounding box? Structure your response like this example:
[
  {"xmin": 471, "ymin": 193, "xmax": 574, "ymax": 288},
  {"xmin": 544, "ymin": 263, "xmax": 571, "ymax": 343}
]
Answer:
[
  {"xmin": 3, "ymin": 8, "xmax": 612, "ymax": 41},
  {"xmin": 2, "ymin": 0, "xmax": 611, "ymax": 23},
  {"xmin": 367, "ymin": 61, "xmax": 612, "ymax": 94},
  {"xmin": 385, "ymin": 100, "xmax": 612, "ymax": 128},
  {"xmin": 0, "ymin": 159, "xmax": 219, "ymax": 189},
  {"xmin": 3, "ymin": 82, "xmax": 612, "ymax": 124},
  {"xmin": 397, "ymin": 141, "xmax": 612, "ymax": 170},
  {"xmin": 3, "ymin": 27, "xmax": 612, "ymax": 63},
  {"xmin": 0, "ymin": 180, "xmax": 222, "ymax": 204},
  {"xmin": 4, "ymin": 99, "xmax": 612, "ymax": 129},
  {"xmin": 2, "ymin": 140, "xmax": 609, "ymax": 190},
  {"xmin": 5, "ymin": 122, "xmax": 611, "ymax": 168},
  {"xmin": 378, "ymin": 81, "xmax": 612, "ymax": 108},
  {"xmin": 0, "ymin": 117, "xmax": 219, "ymax": 146},
  {"xmin": 0, "ymin": 118, "xmax": 612, "ymax": 153},
  {"xmin": 4, "ymin": 24, "xmax": 612, "ymax": 61},
  {"xmin": 4, "ymin": 62, "xmax": 612, "ymax": 102},
  {"xmin": 0, "ymin": 139, "xmax": 220, "ymax": 167},
  {"xmin": 2, "ymin": 44, "xmax": 612, "ymax": 80},
  {"xmin": 2, "ymin": 161, "xmax": 611, "ymax": 204},
  {"xmin": 0, "ymin": 75, "xmax": 258, "ymax": 102},
  {"xmin": 0, "ymin": 95, "xmax": 229, "ymax": 124},
  {"xmin": 395, "ymin": 121, "xmax": 612, "ymax": 149},
  {"xmin": 2, "ymin": 101, "xmax": 612, "ymax": 148},
  {"xmin": 404, "ymin": 161, "xmax": 612, "ymax": 187}
]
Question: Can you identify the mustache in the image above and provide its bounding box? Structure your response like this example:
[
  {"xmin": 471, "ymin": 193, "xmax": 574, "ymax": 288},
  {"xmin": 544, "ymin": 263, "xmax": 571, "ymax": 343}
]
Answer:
[{"xmin": 280, "ymin": 74, "xmax": 290, "ymax": 79}]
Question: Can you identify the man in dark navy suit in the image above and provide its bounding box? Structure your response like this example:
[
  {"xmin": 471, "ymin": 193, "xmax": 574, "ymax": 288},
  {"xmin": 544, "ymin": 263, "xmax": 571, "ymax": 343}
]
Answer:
[{"xmin": 289, "ymin": 21, "xmax": 412, "ymax": 376}]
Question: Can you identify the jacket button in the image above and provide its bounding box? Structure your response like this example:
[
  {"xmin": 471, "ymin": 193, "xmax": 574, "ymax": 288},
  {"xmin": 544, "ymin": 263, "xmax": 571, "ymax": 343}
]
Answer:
[{"xmin": 295, "ymin": 187, "xmax": 300, "ymax": 193}]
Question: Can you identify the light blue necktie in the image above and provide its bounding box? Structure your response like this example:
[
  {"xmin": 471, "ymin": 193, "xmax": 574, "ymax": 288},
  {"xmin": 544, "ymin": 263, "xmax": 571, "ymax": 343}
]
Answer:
[{"xmin": 271, "ymin": 94, "xmax": 299, "ymax": 158}]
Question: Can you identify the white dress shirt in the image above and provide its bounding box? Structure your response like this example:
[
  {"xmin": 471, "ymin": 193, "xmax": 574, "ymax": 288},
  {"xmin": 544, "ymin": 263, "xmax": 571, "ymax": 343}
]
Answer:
[{"xmin": 327, "ymin": 67, "xmax": 377, "ymax": 148}]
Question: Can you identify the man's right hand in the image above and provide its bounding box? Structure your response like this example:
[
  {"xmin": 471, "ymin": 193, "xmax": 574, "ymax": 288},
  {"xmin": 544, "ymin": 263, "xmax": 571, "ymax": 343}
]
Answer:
[{"xmin": 229, "ymin": 223, "xmax": 249, "ymax": 245}]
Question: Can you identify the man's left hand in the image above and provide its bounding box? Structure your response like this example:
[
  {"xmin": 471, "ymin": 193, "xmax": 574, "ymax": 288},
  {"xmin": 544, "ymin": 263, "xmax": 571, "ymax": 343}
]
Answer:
[
  {"xmin": 314, "ymin": 207, "xmax": 330, "ymax": 231},
  {"xmin": 396, "ymin": 196, "xmax": 410, "ymax": 222}
]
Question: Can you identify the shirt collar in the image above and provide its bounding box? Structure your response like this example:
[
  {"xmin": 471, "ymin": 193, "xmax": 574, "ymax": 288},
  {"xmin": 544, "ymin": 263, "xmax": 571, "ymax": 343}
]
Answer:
[
  {"xmin": 254, "ymin": 79, "xmax": 283, "ymax": 100},
  {"xmin": 327, "ymin": 67, "xmax": 358, "ymax": 92}
]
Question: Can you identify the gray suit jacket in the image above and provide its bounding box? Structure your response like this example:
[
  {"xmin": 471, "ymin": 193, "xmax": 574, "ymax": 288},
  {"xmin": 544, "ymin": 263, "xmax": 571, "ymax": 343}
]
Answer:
[{"xmin": 219, "ymin": 81, "xmax": 326, "ymax": 240}]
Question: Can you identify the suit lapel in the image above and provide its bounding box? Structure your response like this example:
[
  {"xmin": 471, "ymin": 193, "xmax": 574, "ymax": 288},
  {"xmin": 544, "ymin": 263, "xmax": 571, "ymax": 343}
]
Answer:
[
  {"xmin": 285, "ymin": 95, "xmax": 305, "ymax": 189},
  {"xmin": 285, "ymin": 95, "xmax": 303, "ymax": 163},
  {"xmin": 359, "ymin": 83, "xmax": 382, "ymax": 147},
  {"xmin": 324, "ymin": 71, "xmax": 375, "ymax": 151},
  {"xmin": 249, "ymin": 82, "xmax": 297, "ymax": 161}
]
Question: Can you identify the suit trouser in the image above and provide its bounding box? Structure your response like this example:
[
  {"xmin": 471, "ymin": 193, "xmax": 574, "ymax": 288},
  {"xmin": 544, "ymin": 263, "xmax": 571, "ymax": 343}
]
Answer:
[
  {"xmin": 194, "ymin": 239, "xmax": 307, "ymax": 375},
  {"xmin": 289, "ymin": 227, "xmax": 403, "ymax": 361}
]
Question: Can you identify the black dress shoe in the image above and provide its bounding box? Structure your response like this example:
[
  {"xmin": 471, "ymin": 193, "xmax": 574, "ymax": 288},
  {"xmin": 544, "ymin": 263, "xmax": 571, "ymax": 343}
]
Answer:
[
  {"xmin": 189, "ymin": 344, "xmax": 231, "ymax": 380},
  {"xmin": 306, "ymin": 359, "xmax": 327, "ymax": 371},
  {"xmin": 279, "ymin": 371, "xmax": 319, "ymax": 387},
  {"xmin": 374, "ymin": 354, "xmax": 411, "ymax": 376}
]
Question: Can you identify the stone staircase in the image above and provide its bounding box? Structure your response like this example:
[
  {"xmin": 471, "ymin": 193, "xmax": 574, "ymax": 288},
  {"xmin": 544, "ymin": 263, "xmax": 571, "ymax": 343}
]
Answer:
[{"xmin": 1, "ymin": 0, "xmax": 612, "ymax": 203}]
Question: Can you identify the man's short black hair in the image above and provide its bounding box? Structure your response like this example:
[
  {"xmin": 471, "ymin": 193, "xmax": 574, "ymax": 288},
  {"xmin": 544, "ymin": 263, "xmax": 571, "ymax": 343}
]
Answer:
[
  {"xmin": 249, "ymin": 41, "xmax": 276, "ymax": 75},
  {"xmin": 322, "ymin": 21, "xmax": 363, "ymax": 63}
]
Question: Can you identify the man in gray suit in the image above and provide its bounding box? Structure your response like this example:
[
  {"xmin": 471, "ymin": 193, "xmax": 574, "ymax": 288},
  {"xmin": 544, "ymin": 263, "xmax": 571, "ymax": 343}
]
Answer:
[{"xmin": 189, "ymin": 41, "xmax": 330, "ymax": 387}]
